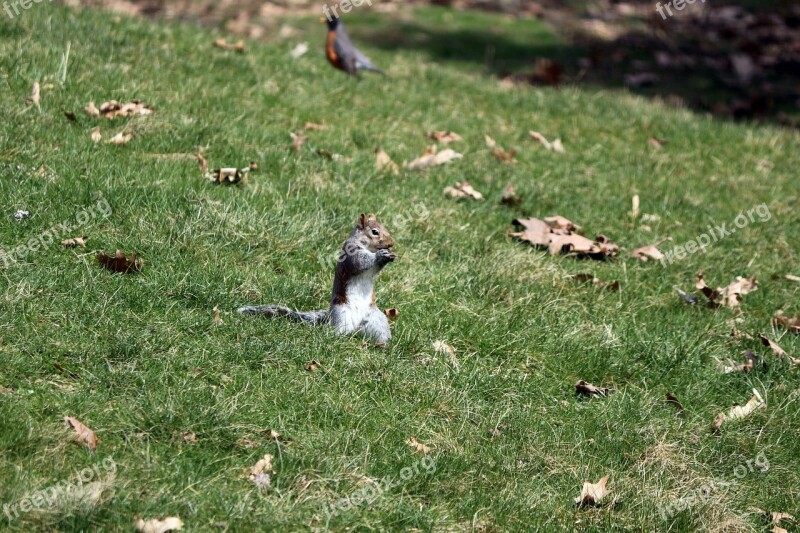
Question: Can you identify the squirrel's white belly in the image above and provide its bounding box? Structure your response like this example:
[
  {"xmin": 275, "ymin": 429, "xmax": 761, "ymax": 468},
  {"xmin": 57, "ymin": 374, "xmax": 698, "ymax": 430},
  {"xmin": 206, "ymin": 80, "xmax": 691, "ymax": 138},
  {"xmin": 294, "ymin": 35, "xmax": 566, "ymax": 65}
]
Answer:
[{"xmin": 333, "ymin": 273, "xmax": 374, "ymax": 333}]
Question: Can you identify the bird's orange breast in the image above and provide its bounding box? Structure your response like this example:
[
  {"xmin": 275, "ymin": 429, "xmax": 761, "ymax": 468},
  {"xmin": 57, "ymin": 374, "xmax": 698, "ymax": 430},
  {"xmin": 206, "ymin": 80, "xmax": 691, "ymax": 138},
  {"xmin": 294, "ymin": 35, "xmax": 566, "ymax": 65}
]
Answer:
[{"xmin": 326, "ymin": 30, "xmax": 345, "ymax": 70}]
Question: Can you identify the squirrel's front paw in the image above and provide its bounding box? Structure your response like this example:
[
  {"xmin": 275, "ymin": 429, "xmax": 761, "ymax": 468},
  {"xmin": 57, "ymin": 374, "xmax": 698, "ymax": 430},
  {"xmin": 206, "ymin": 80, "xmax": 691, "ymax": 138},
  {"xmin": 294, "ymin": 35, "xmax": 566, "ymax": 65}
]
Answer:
[{"xmin": 377, "ymin": 248, "xmax": 397, "ymax": 262}]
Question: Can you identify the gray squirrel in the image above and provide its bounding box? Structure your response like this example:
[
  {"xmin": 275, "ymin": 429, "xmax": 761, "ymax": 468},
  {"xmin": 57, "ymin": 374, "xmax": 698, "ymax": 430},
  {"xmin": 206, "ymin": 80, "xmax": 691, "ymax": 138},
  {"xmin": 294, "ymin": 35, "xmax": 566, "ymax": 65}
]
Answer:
[{"xmin": 238, "ymin": 213, "xmax": 396, "ymax": 344}]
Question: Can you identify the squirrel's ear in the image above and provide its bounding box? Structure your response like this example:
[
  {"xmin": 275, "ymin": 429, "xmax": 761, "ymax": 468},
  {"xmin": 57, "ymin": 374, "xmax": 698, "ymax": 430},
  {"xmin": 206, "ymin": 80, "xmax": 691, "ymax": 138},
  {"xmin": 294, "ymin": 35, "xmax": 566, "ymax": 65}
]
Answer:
[{"xmin": 358, "ymin": 213, "xmax": 366, "ymax": 229}]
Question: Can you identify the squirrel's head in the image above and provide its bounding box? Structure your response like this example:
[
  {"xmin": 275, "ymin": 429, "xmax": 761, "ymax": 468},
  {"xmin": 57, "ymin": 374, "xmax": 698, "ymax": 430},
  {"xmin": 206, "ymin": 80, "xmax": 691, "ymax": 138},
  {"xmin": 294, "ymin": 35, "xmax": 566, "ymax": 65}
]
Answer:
[{"xmin": 356, "ymin": 213, "xmax": 394, "ymax": 252}]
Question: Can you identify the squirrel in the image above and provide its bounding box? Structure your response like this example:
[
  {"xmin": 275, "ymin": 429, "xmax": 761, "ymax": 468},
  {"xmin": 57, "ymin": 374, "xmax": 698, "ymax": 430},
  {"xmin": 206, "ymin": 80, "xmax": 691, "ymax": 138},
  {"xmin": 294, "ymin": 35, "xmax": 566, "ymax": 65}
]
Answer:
[{"xmin": 238, "ymin": 213, "xmax": 397, "ymax": 344}]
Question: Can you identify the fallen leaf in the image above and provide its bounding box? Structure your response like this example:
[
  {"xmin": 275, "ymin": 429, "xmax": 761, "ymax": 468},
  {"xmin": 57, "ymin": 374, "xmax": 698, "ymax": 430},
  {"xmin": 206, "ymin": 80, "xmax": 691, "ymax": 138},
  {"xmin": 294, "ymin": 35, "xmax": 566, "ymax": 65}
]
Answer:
[
  {"xmin": 91, "ymin": 127, "xmax": 102, "ymax": 143},
  {"xmin": 575, "ymin": 380, "xmax": 614, "ymax": 397},
  {"xmin": 0, "ymin": 385, "xmax": 13, "ymax": 394},
  {"xmin": 134, "ymin": 516, "xmax": 184, "ymax": 533},
  {"xmin": 64, "ymin": 416, "xmax": 98, "ymax": 450},
  {"xmin": 532, "ymin": 58, "xmax": 563, "ymax": 86},
  {"xmin": 108, "ymin": 131, "xmax": 132, "ymax": 144},
  {"xmin": 510, "ymin": 218, "xmax": 551, "ymax": 246},
  {"xmin": 405, "ymin": 435, "xmax": 431, "ymax": 454},
  {"xmin": 433, "ymin": 340, "xmax": 457, "ymax": 365},
  {"xmin": 290, "ymin": 132, "xmax": 306, "ymax": 153},
  {"xmin": 631, "ymin": 194, "xmax": 640, "ymax": 219},
  {"xmin": 97, "ymin": 250, "xmax": 142, "ymax": 274},
  {"xmin": 405, "ymin": 146, "xmax": 462, "ymax": 170},
  {"xmin": 182, "ymin": 431, "xmax": 197, "ymax": 445},
  {"xmin": 214, "ymin": 38, "xmax": 245, "ymax": 52},
  {"xmin": 443, "ymin": 181, "xmax": 483, "ymax": 201},
  {"xmin": 85, "ymin": 100, "xmax": 153, "ymax": 119},
  {"xmin": 631, "ymin": 238, "xmax": 671, "ymax": 262},
  {"xmin": 304, "ymin": 360, "xmax": 321, "ymax": 372},
  {"xmin": 289, "ymin": 42, "xmax": 308, "ymax": 59},
  {"xmin": 666, "ymin": 393, "xmax": 684, "ymax": 413},
  {"xmin": 648, "ymin": 136, "xmax": 665, "ymax": 148},
  {"xmin": 771, "ymin": 512, "xmax": 795, "ymax": 530},
  {"xmin": 384, "ymin": 308, "xmax": 399, "ymax": 320},
  {"xmin": 543, "ymin": 216, "xmax": 581, "ymax": 234},
  {"xmin": 714, "ymin": 389, "xmax": 765, "ymax": 430},
  {"xmin": 206, "ymin": 166, "xmax": 250, "ymax": 185},
  {"xmin": 248, "ymin": 453, "xmax": 274, "ymax": 489},
  {"xmin": 772, "ymin": 311, "xmax": 800, "ymax": 334},
  {"xmin": 375, "ymin": 148, "xmax": 399, "ymax": 175},
  {"xmin": 529, "ymin": 131, "xmax": 564, "ymax": 153},
  {"xmin": 491, "ymin": 146, "xmax": 516, "ymax": 162},
  {"xmin": 500, "ymin": 183, "xmax": 521, "ymax": 206},
  {"xmin": 213, "ymin": 306, "xmax": 223, "ymax": 326},
  {"xmin": 696, "ymin": 272, "xmax": 757, "ymax": 310},
  {"xmin": 784, "ymin": 274, "xmax": 800, "ymax": 283},
  {"xmin": 315, "ymin": 149, "xmax": 352, "ymax": 163},
  {"xmin": 428, "ymin": 131, "xmax": 463, "ymax": 144},
  {"xmin": 61, "ymin": 237, "xmax": 88, "ymax": 247},
  {"xmin": 574, "ymin": 475, "xmax": 609, "ymax": 506},
  {"xmin": 28, "ymin": 81, "xmax": 41, "ymax": 110},
  {"xmin": 303, "ymin": 122, "xmax": 327, "ymax": 131},
  {"xmin": 197, "ymin": 151, "xmax": 208, "ymax": 173},
  {"xmin": 760, "ymin": 335, "xmax": 800, "ymax": 365},
  {"xmin": 715, "ymin": 350, "xmax": 758, "ymax": 373}
]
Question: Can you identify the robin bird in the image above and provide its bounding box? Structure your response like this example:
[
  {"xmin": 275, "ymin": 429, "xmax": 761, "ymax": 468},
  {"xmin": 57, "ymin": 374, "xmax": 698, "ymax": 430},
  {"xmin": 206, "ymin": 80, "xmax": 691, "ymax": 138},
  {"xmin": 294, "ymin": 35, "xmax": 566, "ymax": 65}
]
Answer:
[{"xmin": 324, "ymin": 18, "xmax": 385, "ymax": 77}]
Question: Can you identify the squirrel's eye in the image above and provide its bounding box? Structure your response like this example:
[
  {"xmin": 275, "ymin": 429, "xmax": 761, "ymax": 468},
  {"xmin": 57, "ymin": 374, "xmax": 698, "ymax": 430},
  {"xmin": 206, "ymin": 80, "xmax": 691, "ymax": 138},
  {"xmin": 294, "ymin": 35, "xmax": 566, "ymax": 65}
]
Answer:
[{"xmin": 371, "ymin": 229, "xmax": 379, "ymax": 236}]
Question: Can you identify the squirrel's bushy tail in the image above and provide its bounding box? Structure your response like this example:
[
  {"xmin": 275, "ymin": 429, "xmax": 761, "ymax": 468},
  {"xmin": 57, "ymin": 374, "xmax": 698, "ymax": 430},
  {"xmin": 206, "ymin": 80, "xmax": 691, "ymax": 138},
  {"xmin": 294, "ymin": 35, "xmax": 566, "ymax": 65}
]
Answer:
[{"xmin": 237, "ymin": 305, "xmax": 328, "ymax": 325}]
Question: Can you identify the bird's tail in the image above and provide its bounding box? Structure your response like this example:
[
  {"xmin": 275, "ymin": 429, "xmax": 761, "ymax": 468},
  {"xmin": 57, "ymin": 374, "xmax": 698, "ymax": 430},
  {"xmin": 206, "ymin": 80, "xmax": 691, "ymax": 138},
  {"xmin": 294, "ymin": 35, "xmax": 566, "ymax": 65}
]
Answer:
[{"xmin": 237, "ymin": 305, "xmax": 329, "ymax": 325}]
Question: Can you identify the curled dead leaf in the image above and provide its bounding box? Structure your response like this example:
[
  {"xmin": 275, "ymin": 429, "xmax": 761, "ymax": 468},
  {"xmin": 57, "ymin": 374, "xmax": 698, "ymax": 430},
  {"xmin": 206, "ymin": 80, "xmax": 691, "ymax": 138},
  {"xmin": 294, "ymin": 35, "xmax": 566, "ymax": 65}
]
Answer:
[
  {"xmin": 303, "ymin": 121, "xmax": 327, "ymax": 131},
  {"xmin": 433, "ymin": 340, "xmax": 457, "ymax": 365},
  {"xmin": 428, "ymin": 130, "xmax": 463, "ymax": 144},
  {"xmin": 696, "ymin": 272, "xmax": 757, "ymax": 310},
  {"xmin": 214, "ymin": 38, "xmax": 245, "ymax": 52},
  {"xmin": 375, "ymin": 148, "xmax": 399, "ymax": 175},
  {"xmin": 529, "ymin": 131, "xmax": 564, "ymax": 153},
  {"xmin": 91, "ymin": 127, "xmax": 102, "ymax": 143},
  {"xmin": 760, "ymin": 334, "xmax": 800, "ymax": 365},
  {"xmin": 713, "ymin": 389, "xmax": 765, "ymax": 431},
  {"xmin": 97, "ymin": 250, "xmax": 142, "ymax": 274},
  {"xmin": 405, "ymin": 146, "xmax": 462, "ymax": 170},
  {"xmin": 575, "ymin": 380, "xmax": 614, "ymax": 397},
  {"xmin": 290, "ymin": 132, "xmax": 306, "ymax": 153},
  {"xmin": 206, "ymin": 166, "xmax": 250, "ymax": 185},
  {"xmin": 631, "ymin": 239, "xmax": 672, "ymax": 262},
  {"xmin": 85, "ymin": 100, "xmax": 153, "ymax": 119},
  {"xmin": 405, "ymin": 435, "xmax": 431, "ymax": 454},
  {"xmin": 443, "ymin": 181, "xmax": 483, "ymax": 201},
  {"xmin": 248, "ymin": 453, "xmax": 274, "ymax": 489},
  {"xmin": 65, "ymin": 416, "xmax": 98, "ymax": 450},
  {"xmin": 772, "ymin": 311, "xmax": 800, "ymax": 334},
  {"xmin": 500, "ymin": 183, "xmax": 521, "ymax": 207},
  {"xmin": 134, "ymin": 516, "xmax": 184, "ymax": 533},
  {"xmin": 384, "ymin": 308, "xmax": 399, "ymax": 320},
  {"xmin": 574, "ymin": 475, "xmax": 609, "ymax": 507},
  {"xmin": 213, "ymin": 306, "xmax": 223, "ymax": 326},
  {"xmin": 304, "ymin": 360, "xmax": 321, "ymax": 372},
  {"xmin": 61, "ymin": 237, "xmax": 87, "ymax": 248},
  {"xmin": 108, "ymin": 131, "xmax": 132, "ymax": 145}
]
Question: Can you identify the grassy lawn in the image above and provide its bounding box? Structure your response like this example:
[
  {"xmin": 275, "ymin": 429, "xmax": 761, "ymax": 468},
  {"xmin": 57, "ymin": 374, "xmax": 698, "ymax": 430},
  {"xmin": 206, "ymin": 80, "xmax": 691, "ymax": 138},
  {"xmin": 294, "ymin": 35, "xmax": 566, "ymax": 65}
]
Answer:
[{"xmin": 1, "ymin": 3, "xmax": 799, "ymax": 531}]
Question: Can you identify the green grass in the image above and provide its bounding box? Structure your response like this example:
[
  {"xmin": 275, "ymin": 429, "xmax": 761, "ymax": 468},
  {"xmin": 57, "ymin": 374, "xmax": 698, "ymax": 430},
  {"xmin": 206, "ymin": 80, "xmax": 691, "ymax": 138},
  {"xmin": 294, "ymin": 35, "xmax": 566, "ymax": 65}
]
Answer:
[{"xmin": 1, "ymin": 4, "xmax": 799, "ymax": 531}]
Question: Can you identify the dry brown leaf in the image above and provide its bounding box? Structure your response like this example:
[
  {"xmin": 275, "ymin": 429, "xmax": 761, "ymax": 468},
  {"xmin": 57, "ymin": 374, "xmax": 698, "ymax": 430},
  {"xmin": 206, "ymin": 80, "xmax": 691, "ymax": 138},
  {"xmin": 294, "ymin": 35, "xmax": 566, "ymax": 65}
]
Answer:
[
  {"xmin": 771, "ymin": 512, "xmax": 795, "ymax": 530},
  {"xmin": 433, "ymin": 340, "xmax": 457, "ymax": 365},
  {"xmin": 97, "ymin": 250, "xmax": 142, "ymax": 274},
  {"xmin": 714, "ymin": 389, "xmax": 765, "ymax": 430},
  {"xmin": 28, "ymin": 81, "xmax": 41, "ymax": 110},
  {"xmin": 248, "ymin": 453, "xmax": 274, "ymax": 488},
  {"xmin": 648, "ymin": 136, "xmax": 665, "ymax": 148},
  {"xmin": 543, "ymin": 216, "xmax": 581, "ymax": 234},
  {"xmin": 303, "ymin": 121, "xmax": 327, "ymax": 131},
  {"xmin": 715, "ymin": 351, "xmax": 758, "ymax": 373},
  {"xmin": 548, "ymin": 234, "xmax": 598, "ymax": 256},
  {"xmin": 760, "ymin": 334, "xmax": 800, "ymax": 365},
  {"xmin": 65, "ymin": 416, "xmax": 98, "ymax": 450},
  {"xmin": 574, "ymin": 475, "xmax": 609, "ymax": 506},
  {"xmin": 214, "ymin": 38, "xmax": 245, "ymax": 52},
  {"xmin": 0, "ymin": 385, "xmax": 13, "ymax": 394},
  {"xmin": 206, "ymin": 166, "xmax": 249, "ymax": 185},
  {"xmin": 500, "ymin": 183, "xmax": 521, "ymax": 207},
  {"xmin": 304, "ymin": 360, "xmax": 321, "ymax": 372},
  {"xmin": 290, "ymin": 132, "xmax": 306, "ymax": 153},
  {"xmin": 491, "ymin": 146, "xmax": 516, "ymax": 162},
  {"xmin": 784, "ymin": 274, "xmax": 800, "ymax": 283},
  {"xmin": 443, "ymin": 181, "xmax": 483, "ymax": 201},
  {"xmin": 182, "ymin": 431, "xmax": 197, "ymax": 445},
  {"xmin": 134, "ymin": 516, "xmax": 184, "ymax": 533},
  {"xmin": 375, "ymin": 148, "xmax": 399, "ymax": 175},
  {"xmin": 197, "ymin": 151, "xmax": 208, "ymax": 173},
  {"xmin": 384, "ymin": 308, "xmax": 399, "ymax": 320},
  {"xmin": 213, "ymin": 306, "xmax": 223, "ymax": 326},
  {"xmin": 428, "ymin": 131, "xmax": 463, "ymax": 144},
  {"xmin": 551, "ymin": 138, "xmax": 565, "ymax": 153},
  {"xmin": 631, "ymin": 238, "xmax": 671, "ymax": 262},
  {"xmin": 405, "ymin": 435, "xmax": 431, "ymax": 454},
  {"xmin": 575, "ymin": 380, "xmax": 614, "ymax": 397},
  {"xmin": 696, "ymin": 272, "xmax": 757, "ymax": 310},
  {"xmin": 773, "ymin": 311, "xmax": 800, "ymax": 334},
  {"xmin": 108, "ymin": 131, "xmax": 132, "ymax": 145},
  {"xmin": 511, "ymin": 218, "xmax": 551, "ymax": 246},
  {"xmin": 86, "ymin": 100, "xmax": 153, "ymax": 119},
  {"xmin": 666, "ymin": 393, "xmax": 684, "ymax": 414},
  {"xmin": 631, "ymin": 194, "xmax": 640, "ymax": 219},
  {"xmin": 61, "ymin": 237, "xmax": 88, "ymax": 248},
  {"xmin": 405, "ymin": 146, "xmax": 462, "ymax": 170},
  {"xmin": 529, "ymin": 131, "xmax": 564, "ymax": 152},
  {"xmin": 91, "ymin": 127, "xmax": 102, "ymax": 143},
  {"xmin": 315, "ymin": 149, "xmax": 352, "ymax": 163}
]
